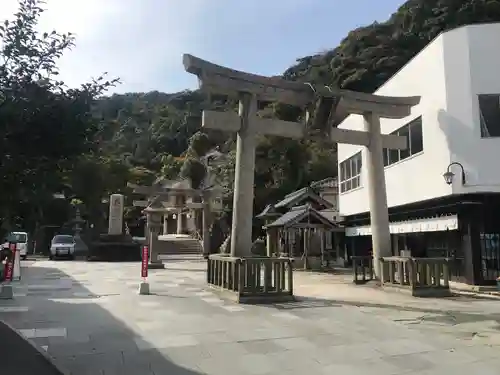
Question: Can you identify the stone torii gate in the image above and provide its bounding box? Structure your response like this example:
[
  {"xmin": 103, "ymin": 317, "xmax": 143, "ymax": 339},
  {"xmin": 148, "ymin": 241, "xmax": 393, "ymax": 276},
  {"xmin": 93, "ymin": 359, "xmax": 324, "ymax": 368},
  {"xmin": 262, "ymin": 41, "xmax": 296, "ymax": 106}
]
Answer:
[{"xmin": 183, "ymin": 54, "xmax": 419, "ymax": 278}]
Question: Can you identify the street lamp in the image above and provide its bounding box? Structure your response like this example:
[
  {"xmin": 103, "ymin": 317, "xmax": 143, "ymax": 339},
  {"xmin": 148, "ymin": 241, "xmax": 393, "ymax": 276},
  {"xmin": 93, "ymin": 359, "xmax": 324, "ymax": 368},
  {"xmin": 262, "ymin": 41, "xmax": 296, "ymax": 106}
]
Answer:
[{"xmin": 443, "ymin": 162, "xmax": 466, "ymax": 185}]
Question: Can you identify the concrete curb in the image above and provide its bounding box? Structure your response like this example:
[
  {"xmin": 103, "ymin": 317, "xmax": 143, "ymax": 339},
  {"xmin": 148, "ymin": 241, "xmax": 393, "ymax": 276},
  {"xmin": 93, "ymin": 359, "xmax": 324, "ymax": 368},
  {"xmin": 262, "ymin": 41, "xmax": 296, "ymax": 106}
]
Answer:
[{"xmin": 451, "ymin": 288, "xmax": 500, "ymax": 300}]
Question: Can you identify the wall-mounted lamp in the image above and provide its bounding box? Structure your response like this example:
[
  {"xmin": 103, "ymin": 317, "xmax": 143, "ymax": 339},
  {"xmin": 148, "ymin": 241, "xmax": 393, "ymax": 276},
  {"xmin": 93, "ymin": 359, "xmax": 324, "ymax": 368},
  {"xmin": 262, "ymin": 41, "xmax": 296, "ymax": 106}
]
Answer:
[
  {"xmin": 443, "ymin": 162, "xmax": 466, "ymax": 185},
  {"xmin": 172, "ymin": 214, "xmax": 177, "ymax": 220}
]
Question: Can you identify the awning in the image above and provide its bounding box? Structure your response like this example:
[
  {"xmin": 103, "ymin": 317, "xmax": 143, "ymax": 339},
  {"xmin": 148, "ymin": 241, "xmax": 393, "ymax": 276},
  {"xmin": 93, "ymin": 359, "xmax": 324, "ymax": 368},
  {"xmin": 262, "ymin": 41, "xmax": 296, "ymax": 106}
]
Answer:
[{"xmin": 345, "ymin": 215, "xmax": 458, "ymax": 237}]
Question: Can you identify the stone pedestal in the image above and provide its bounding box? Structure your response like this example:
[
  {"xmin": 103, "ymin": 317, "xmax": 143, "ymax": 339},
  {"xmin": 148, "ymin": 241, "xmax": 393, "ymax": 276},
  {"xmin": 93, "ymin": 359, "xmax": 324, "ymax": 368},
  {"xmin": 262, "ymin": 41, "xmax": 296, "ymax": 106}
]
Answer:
[
  {"xmin": 207, "ymin": 254, "xmax": 294, "ymax": 304},
  {"xmin": 138, "ymin": 282, "xmax": 150, "ymax": 295},
  {"xmin": 380, "ymin": 256, "xmax": 451, "ymax": 297},
  {"xmin": 0, "ymin": 285, "xmax": 13, "ymax": 300},
  {"xmin": 148, "ymin": 263, "xmax": 165, "ymax": 269},
  {"xmin": 148, "ymin": 232, "xmax": 165, "ymax": 269}
]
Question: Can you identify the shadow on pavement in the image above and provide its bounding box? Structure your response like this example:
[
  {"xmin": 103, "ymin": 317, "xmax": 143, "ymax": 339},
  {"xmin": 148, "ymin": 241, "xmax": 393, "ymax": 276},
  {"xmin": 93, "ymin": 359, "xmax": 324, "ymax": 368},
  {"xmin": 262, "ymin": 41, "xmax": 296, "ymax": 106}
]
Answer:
[
  {"xmin": 0, "ymin": 320, "xmax": 64, "ymax": 375},
  {"xmin": 0, "ymin": 263, "xmax": 204, "ymax": 375}
]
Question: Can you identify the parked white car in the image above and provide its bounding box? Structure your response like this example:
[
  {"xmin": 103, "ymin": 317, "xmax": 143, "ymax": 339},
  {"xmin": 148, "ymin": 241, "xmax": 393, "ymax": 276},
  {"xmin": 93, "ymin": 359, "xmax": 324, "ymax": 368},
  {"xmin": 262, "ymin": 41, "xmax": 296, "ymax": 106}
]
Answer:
[
  {"xmin": 49, "ymin": 235, "xmax": 76, "ymax": 260},
  {"xmin": 2, "ymin": 232, "xmax": 29, "ymax": 260}
]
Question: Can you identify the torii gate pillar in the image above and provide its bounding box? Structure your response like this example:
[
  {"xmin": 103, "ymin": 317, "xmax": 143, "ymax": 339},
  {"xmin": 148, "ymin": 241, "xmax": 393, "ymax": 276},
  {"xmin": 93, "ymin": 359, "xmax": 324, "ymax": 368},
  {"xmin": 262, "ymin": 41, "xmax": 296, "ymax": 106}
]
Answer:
[
  {"xmin": 364, "ymin": 112, "xmax": 391, "ymax": 276},
  {"xmin": 230, "ymin": 94, "xmax": 257, "ymax": 256}
]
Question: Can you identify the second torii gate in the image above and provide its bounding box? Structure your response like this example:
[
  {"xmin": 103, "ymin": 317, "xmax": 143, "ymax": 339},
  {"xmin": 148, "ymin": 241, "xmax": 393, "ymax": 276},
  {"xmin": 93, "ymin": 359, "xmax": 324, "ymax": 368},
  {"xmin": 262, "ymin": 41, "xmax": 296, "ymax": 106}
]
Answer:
[
  {"xmin": 183, "ymin": 54, "xmax": 419, "ymax": 277},
  {"xmin": 130, "ymin": 181, "xmax": 223, "ymax": 258}
]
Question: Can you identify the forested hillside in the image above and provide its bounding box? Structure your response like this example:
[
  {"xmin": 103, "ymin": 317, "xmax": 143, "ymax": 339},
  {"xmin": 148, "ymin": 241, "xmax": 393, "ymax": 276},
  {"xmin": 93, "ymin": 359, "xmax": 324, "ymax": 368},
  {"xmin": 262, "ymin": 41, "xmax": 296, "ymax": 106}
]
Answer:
[
  {"xmin": 2, "ymin": 0, "xmax": 500, "ymax": 234},
  {"xmin": 95, "ymin": 0, "xmax": 500, "ymax": 221}
]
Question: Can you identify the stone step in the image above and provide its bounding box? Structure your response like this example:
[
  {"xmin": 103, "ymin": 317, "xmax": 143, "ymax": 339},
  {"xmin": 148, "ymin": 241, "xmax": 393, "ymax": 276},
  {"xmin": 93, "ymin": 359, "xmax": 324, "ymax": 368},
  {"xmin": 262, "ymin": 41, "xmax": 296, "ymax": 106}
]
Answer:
[{"xmin": 160, "ymin": 239, "xmax": 203, "ymax": 255}]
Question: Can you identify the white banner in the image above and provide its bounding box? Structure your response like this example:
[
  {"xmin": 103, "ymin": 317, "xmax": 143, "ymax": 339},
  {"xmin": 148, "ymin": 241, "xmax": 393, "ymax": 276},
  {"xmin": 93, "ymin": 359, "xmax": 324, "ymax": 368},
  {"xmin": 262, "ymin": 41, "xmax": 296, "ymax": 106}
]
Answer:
[{"xmin": 346, "ymin": 215, "xmax": 459, "ymax": 237}]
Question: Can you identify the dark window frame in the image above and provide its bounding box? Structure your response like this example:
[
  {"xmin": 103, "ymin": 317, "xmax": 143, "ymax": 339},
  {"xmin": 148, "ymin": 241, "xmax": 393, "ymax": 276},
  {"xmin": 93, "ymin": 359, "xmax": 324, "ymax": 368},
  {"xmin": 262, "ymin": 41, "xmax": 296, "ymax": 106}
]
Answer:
[
  {"xmin": 339, "ymin": 152, "xmax": 362, "ymax": 193},
  {"xmin": 478, "ymin": 94, "xmax": 500, "ymax": 138},
  {"xmin": 383, "ymin": 116, "xmax": 423, "ymax": 167}
]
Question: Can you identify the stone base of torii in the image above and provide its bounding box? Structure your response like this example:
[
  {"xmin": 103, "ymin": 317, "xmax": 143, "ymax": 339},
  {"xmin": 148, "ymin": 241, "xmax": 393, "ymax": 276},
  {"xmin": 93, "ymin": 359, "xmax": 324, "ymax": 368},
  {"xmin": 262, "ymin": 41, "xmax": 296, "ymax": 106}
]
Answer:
[{"xmin": 183, "ymin": 54, "xmax": 419, "ymax": 303}]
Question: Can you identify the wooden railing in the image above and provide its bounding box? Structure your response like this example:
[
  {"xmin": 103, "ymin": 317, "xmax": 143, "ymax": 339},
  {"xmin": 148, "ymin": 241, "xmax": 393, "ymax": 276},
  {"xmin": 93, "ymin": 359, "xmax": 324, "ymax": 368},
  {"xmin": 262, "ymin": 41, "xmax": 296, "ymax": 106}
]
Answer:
[
  {"xmin": 207, "ymin": 254, "xmax": 294, "ymax": 303},
  {"xmin": 379, "ymin": 256, "xmax": 451, "ymax": 297},
  {"xmin": 351, "ymin": 255, "xmax": 374, "ymax": 284}
]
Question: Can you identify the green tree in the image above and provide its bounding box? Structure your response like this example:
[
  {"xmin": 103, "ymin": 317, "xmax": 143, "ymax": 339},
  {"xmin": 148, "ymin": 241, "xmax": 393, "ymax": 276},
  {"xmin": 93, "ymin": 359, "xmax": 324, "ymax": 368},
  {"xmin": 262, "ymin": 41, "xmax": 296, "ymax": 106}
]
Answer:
[
  {"xmin": 91, "ymin": 0, "xmax": 500, "ymax": 233},
  {"xmin": 0, "ymin": 0, "xmax": 118, "ymax": 231},
  {"xmin": 160, "ymin": 154, "xmax": 183, "ymax": 180}
]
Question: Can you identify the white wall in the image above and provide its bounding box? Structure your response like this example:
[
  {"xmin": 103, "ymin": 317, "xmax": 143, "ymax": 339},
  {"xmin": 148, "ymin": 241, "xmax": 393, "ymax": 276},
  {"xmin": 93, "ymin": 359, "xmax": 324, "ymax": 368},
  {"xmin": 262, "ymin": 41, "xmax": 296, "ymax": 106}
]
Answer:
[
  {"xmin": 444, "ymin": 24, "xmax": 500, "ymax": 194},
  {"xmin": 338, "ymin": 31, "xmax": 451, "ymax": 216},
  {"xmin": 319, "ymin": 189, "xmax": 338, "ymax": 210},
  {"xmin": 338, "ymin": 23, "xmax": 500, "ymax": 217}
]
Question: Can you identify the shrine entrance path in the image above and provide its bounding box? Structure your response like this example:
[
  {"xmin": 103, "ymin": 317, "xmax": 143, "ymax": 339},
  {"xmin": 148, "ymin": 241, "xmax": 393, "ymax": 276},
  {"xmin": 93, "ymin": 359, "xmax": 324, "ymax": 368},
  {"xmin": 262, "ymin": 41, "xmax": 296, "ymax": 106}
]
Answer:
[{"xmin": 2, "ymin": 259, "xmax": 500, "ymax": 375}]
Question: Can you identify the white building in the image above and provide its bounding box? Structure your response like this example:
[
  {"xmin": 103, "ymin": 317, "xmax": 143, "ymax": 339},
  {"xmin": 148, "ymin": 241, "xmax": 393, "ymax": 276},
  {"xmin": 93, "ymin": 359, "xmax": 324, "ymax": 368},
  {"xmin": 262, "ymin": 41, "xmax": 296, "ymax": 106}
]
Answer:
[{"xmin": 337, "ymin": 23, "xmax": 500, "ymax": 285}]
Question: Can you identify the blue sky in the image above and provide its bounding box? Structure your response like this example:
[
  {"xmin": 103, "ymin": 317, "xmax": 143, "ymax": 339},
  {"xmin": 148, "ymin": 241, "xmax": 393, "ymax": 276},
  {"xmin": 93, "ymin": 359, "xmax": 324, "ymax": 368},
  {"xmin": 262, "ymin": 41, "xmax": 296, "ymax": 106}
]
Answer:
[{"xmin": 4, "ymin": 0, "xmax": 405, "ymax": 93}]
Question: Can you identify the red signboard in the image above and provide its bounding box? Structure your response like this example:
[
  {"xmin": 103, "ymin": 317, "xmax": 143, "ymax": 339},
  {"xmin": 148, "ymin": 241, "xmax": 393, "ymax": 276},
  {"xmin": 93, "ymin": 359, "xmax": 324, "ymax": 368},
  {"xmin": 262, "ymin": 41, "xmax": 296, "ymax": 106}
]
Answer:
[
  {"xmin": 4, "ymin": 260, "xmax": 13, "ymax": 281},
  {"xmin": 4, "ymin": 242, "xmax": 15, "ymax": 281},
  {"xmin": 141, "ymin": 245, "xmax": 149, "ymax": 278}
]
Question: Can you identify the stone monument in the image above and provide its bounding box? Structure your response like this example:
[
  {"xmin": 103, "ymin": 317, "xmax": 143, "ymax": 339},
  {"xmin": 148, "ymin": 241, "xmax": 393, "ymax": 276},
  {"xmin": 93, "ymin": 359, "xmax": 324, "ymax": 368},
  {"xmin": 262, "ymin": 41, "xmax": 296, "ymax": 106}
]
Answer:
[{"xmin": 108, "ymin": 194, "xmax": 124, "ymax": 235}]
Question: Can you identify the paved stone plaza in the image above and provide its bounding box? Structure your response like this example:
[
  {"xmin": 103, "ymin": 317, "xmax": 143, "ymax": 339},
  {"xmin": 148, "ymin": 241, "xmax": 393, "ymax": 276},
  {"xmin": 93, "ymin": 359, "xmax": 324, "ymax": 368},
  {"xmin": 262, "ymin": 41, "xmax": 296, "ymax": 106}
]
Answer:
[{"xmin": 1, "ymin": 258, "xmax": 500, "ymax": 374}]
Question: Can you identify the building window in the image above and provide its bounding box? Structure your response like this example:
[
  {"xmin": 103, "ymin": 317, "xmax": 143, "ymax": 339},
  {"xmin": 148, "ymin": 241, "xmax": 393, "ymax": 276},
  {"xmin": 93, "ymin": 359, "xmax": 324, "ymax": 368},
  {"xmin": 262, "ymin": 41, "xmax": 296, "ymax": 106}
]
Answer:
[
  {"xmin": 383, "ymin": 116, "xmax": 423, "ymax": 167},
  {"xmin": 480, "ymin": 232, "xmax": 500, "ymax": 281},
  {"xmin": 478, "ymin": 94, "xmax": 500, "ymax": 138},
  {"xmin": 339, "ymin": 152, "xmax": 361, "ymax": 193}
]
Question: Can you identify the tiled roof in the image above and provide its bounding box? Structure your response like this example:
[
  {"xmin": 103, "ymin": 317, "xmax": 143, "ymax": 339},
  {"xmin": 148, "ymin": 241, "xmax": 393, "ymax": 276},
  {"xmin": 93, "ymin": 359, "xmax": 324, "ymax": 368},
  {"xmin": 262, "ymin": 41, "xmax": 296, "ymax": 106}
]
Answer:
[
  {"xmin": 274, "ymin": 188, "xmax": 310, "ymax": 208},
  {"xmin": 265, "ymin": 204, "xmax": 342, "ymax": 230},
  {"xmin": 310, "ymin": 177, "xmax": 338, "ymax": 189},
  {"xmin": 274, "ymin": 187, "xmax": 333, "ymax": 209},
  {"xmin": 144, "ymin": 195, "xmax": 165, "ymax": 211},
  {"xmin": 265, "ymin": 207, "xmax": 306, "ymax": 228},
  {"xmin": 255, "ymin": 204, "xmax": 280, "ymax": 219}
]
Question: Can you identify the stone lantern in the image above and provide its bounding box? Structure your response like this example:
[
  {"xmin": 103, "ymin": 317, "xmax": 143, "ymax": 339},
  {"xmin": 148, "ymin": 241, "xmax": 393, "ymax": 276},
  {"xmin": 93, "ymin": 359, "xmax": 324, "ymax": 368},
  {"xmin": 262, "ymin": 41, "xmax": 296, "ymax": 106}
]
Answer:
[
  {"xmin": 73, "ymin": 207, "xmax": 88, "ymax": 257},
  {"xmin": 143, "ymin": 201, "xmax": 165, "ymax": 269}
]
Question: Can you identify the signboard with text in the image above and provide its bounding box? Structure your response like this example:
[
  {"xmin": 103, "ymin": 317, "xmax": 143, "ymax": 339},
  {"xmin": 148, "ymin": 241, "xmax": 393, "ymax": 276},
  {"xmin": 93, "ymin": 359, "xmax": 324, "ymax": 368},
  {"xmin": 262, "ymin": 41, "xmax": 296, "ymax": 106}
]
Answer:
[
  {"xmin": 4, "ymin": 243, "xmax": 16, "ymax": 281},
  {"xmin": 141, "ymin": 245, "xmax": 149, "ymax": 278}
]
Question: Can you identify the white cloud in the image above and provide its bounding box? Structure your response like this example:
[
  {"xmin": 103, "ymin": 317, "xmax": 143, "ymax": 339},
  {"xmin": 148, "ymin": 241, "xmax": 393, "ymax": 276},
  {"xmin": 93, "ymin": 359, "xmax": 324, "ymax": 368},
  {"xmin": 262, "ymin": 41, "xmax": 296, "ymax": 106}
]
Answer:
[
  {"xmin": 2, "ymin": 0, "xmax": 208, "ymax": 92},
  {"xmin": 1, "ymin": 0, "xmax": 338, "ymax": 94}
]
